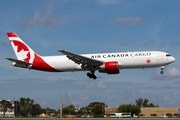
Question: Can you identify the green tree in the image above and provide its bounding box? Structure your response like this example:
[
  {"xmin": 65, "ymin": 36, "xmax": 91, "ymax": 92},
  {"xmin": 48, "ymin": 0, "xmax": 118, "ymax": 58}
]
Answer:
[
  {"xmin": 0, "ymin": 100, "xmax": 13, "ymax": 117},
  {"xmin": 62, "ymin": 107, "xmax": 68, "ymax": 115},
  {"xmin": 135, "ymin": 98, "xmax": 159, "ymax": 108},
  {"xmin": 31, "ymin": 104, "xmax": 42, "ymax": 117},
  {"xmin": 77, "ymin": 109, "xmax": 85, "ymax": 116},
  {"xmin": 166, "ymin": 113, "xmax": 173, "ymax": 118},
  {"xmin": 91, "ymin": 104, "xmax": 104, "ymax": 116},
  {"xmin": 117, "ymin": 104, "xmax": 141, "ymax": 117},
  {"xmin": 135, "ymin": 98, "xmax": 149, "ymax": 107},
  {"xmin": 62, "ymin": 105, "xmax": 75, "ymax": 115},
  {"xmin": 86, "ymin": 102, "xmax": 107, "ymax": 117},
  {"xmin": 67, "ymin": 105, "xmax": 75, "ymax": 114},
  {"xmin": 46, "ymin": 107, "xmax": 56, "ymax": 115},
  {"xmin": 41, "ymin": 109, "xmax": 46, "ymax": 114},
  {"xmin": 77, "ymin": 106, "xmax": 91, "ymax": 116},
  {"xmin": 150, "ymin": 113, "xmax": 157, "ymax": 117},
  {"xmin": 79, "ymin": 107, "xmax": 85, "ymax": 114},
  {"xmin": 174, "ymin": 113, "xmax": 178, "ymax": 118},
  {"xmin": 88, "ymin": 102, "xmax": 107, "ymax": 108},
  {"xmin": 85, "ymin": 106, "xmax": 90, "ymax": 114},
  {"xmin": 147, "ymin": 103, "xmax": 155, "ymax": 107},
  {"xmin": 19, "ymin": 97, "xmax": 38, "ymax": 117},
  {"xmin": 131, "ymin": 104, "xmax": 141, "ymax": 117},
  {"xmin": 140, "ymin": 114, "xmax": 145, "ymax": 117}
]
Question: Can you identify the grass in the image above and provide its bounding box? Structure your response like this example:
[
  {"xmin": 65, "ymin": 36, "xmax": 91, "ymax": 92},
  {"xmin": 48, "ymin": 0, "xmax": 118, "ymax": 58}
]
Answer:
[{"xmin": 0, "ymin": 118, "xmax": 180, "ymax": 120}]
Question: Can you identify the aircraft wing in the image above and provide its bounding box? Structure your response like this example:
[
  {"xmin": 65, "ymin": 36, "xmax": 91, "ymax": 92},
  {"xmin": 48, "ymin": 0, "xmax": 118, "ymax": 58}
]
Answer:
[
  {"xmin": 58, "ymin": 50, "xmax": 103, "ymax": 67},
  {"xmin": 6, "ymin": 58, "xmax": 32, "ymax": 65}
]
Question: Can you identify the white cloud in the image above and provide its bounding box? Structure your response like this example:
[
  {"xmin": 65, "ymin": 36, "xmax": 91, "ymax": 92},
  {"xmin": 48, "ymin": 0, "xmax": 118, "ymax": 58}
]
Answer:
[
  {"xmin": 112, "ymin": 16, "xmax": 148, "ymax": 26},
  {"xmin": 72, "ymin": 101, "xmax": 82, "ymax": 106},
  {"xmin": 57, "ymin": 78, "xmax": 76, "ymax": 83},
  {"xmin": 143, "ymin": 39, "xmax": 180, "ymax": 48},
  {"xmin": 117, "ymin": 40, "xmax": 129, "ymax": 47},
  {"xmin": 117, "ymin": 88, "xmax": 140, "ymax": 98},
  {"xmin": 80, "ymin": 95, "xmax": 89, "ymax": 100},
  {"xmin": 86, "ymin": 81, "xmax": 106, "ymax": 90},
  {"xmin": 69, "ymin": 19, "xmax": 75, "ymax": 26},
  {"xmin": 38, "ymin": 100, "xmax": 47, "ymax": 108},
  {"xmin": 152, "ymin": 67, "xmax": 180, "ymax": 80},
  {"xmin": 170, "ymin": 41, "xmax": 180, "ymax": 47},
  {"xmin": 79, "ymin": 18, "xmax": 88, "ymax": 24},
  {"xmin": 143, "ymin": 39, "xmax": 157, "ymax": 47},
  {"xmin": 68, "ymin": 18, "xmax": 87, "ymax": 26},
  {"xmin": 98, "ymin": 0, "xmax": 120, "ymax": 5},
  {"xmin": 21, "ymin": 1, "xmax": 60, "ymax": 28},
  {"xmin": 162, "ymin": 91, "xmax": 180, "ymax": 106}
]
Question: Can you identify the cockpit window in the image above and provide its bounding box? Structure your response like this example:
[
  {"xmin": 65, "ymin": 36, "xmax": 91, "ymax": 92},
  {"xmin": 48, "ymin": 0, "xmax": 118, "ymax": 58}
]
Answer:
[{"xmin": 166, "ymin": 54, "xmax": 171, "ymax": 57}]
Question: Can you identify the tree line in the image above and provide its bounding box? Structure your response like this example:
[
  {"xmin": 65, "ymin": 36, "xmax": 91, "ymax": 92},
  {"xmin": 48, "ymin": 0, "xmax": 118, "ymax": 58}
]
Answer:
[
  {"xmin": 62, "ymin": 102, "xmax": 107, "ymax": 117},
  {"xmin": 0, "ymin": 97, "xmax": 170, "ymax": 117},
  {"xmin": 117, "ymin": 98, "xmax": 159, "ymax": 117},
  {"xmin": 0, "ymin": 98, "xmax": 107, "ymax": 117},
  {"xmin": 18, "ymin": 97, "xmax": 42, "ymax": 117}
]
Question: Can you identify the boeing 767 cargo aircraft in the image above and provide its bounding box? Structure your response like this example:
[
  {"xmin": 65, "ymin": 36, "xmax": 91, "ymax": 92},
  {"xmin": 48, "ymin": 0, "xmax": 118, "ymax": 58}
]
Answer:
[{"xmin": 6, "ymin": 32, "xmax": 175, "ymax": 79}]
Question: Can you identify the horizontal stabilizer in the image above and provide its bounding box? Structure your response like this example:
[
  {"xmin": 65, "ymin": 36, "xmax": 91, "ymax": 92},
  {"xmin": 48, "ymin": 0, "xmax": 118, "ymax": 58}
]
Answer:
[{"xmin": 6, "ymin": 58, "xmax": 32, "ymax": 65}]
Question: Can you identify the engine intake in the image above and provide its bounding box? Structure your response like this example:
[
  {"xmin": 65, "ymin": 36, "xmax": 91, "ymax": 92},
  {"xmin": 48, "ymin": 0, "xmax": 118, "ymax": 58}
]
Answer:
[{"xmin": 99, "ymin": 61, "xmax": 120, "ymax": 74}]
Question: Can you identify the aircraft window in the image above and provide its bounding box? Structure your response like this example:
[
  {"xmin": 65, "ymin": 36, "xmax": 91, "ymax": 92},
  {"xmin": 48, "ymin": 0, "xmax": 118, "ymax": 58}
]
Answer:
[{"xmin": 166, "ymin": 54, "xmax": 171, "ymax": 57}]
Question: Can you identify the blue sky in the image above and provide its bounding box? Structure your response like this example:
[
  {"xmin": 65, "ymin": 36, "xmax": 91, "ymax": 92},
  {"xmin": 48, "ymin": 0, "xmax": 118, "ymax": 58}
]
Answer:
[{"xmin": 0, "ymin": 0, "xmax": 180, "ymax": 109}]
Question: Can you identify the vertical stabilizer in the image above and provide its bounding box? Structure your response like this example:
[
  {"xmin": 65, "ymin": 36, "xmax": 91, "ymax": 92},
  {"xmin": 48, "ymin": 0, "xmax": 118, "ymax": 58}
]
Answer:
[
  {"xmin": 7, "ymin": 32, "xmax": 60, "ymax": 72},
  {"xmin": 7, "ymin": 32, "xmax": 35, "ymax": 63}
]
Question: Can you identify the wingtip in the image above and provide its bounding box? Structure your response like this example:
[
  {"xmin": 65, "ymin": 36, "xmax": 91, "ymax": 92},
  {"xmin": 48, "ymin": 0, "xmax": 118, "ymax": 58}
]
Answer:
[
  {"xmin": 58, "ymin": 49, "xmax": 65, "ymax": 52},
  {"xmin": 6, "ymin": 57, "xmax": 11, "ymax": 60}
]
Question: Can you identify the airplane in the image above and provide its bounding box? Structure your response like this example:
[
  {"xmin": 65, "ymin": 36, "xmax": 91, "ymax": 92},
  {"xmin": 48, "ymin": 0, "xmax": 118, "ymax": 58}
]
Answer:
[{"xmin": 6, "ymin": 32, "xmax": 175, "ymax": 79}]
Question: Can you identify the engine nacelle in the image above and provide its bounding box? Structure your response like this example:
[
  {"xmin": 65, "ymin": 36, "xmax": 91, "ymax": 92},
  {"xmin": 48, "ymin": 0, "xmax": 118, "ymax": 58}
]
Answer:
[{"xmin": 99, "ymin": 61, "xmax": 120, "ymax": 74}]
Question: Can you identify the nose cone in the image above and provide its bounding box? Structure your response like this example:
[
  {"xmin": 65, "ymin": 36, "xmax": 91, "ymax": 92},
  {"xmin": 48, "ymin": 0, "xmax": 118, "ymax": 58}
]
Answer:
[
  {"xmin": 172, "ymin": 56, "xmax": 175, "ymax": 62},
  {"xmin": 170, "ymin": 56, "xmax": 175, "ymax": 63}
]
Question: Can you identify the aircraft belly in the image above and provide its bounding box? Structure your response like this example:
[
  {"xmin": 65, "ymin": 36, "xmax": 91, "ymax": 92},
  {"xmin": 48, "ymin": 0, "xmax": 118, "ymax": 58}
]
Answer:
[{"xmin": 53, "ymin": 61, "xmax": 81, "ymax": 71}]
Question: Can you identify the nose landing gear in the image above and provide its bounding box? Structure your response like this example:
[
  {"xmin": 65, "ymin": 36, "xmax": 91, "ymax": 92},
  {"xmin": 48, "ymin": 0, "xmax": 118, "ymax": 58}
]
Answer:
[
  {"xmin": 87, "ymin": 71, "xmax": 97, "ymax": 79},
  {"xmin": 160, "ymin": 66, "xmax": 164, "ymax": 74}
]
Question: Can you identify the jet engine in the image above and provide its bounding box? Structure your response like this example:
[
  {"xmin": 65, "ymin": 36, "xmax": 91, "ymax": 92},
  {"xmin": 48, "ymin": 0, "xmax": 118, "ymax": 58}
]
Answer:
[{"xmin": 99, "ymin": 61, "xmax": 120, "ymax": 74}]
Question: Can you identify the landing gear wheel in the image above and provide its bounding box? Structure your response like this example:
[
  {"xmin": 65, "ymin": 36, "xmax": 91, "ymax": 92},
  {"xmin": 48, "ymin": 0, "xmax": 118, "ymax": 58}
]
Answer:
[
  {"xmin": 87, "ymin": 72, "xmax": 97, "ymax": 79},
  {"xmin": 160, "ymin": 66, "xmax": 164, "ymax": 75},
  {"xmin": 87, "ymin": 73, "xmax": 92, "ymax": 78},
  {"xmin": 87, "ymin": 73, "xmax": 91, "ymax": 77},
  {"xmin": 92, "ymin": 75, "xmax": 97, "ymax": 80}
]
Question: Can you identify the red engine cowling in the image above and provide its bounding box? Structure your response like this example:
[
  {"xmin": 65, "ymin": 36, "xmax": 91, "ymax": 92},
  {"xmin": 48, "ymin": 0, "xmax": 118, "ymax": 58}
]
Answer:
[{"xmin": 104, "ymin": 61, "xmax": 119, "ymax": 74}]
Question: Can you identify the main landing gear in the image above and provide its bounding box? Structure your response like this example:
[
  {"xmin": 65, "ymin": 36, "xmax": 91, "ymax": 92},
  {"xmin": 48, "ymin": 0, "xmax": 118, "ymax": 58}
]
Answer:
[
  {"xmin": 160, "ymin": 66, "xmax": 164, "ymax": 74},
  {"xmin": 87, "ymin": 71, "xmax": 97, "ymax": 79}
]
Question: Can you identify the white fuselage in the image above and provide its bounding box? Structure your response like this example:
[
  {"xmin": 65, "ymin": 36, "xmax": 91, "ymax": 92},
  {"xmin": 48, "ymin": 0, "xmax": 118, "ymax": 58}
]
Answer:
[
  {"xmin": 6, "ymin": 32, "xmax": 176, "ymax": 79},
  {"xmin": 41, "ymin": 51, "xmax": 175, "ymax": 72}
]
